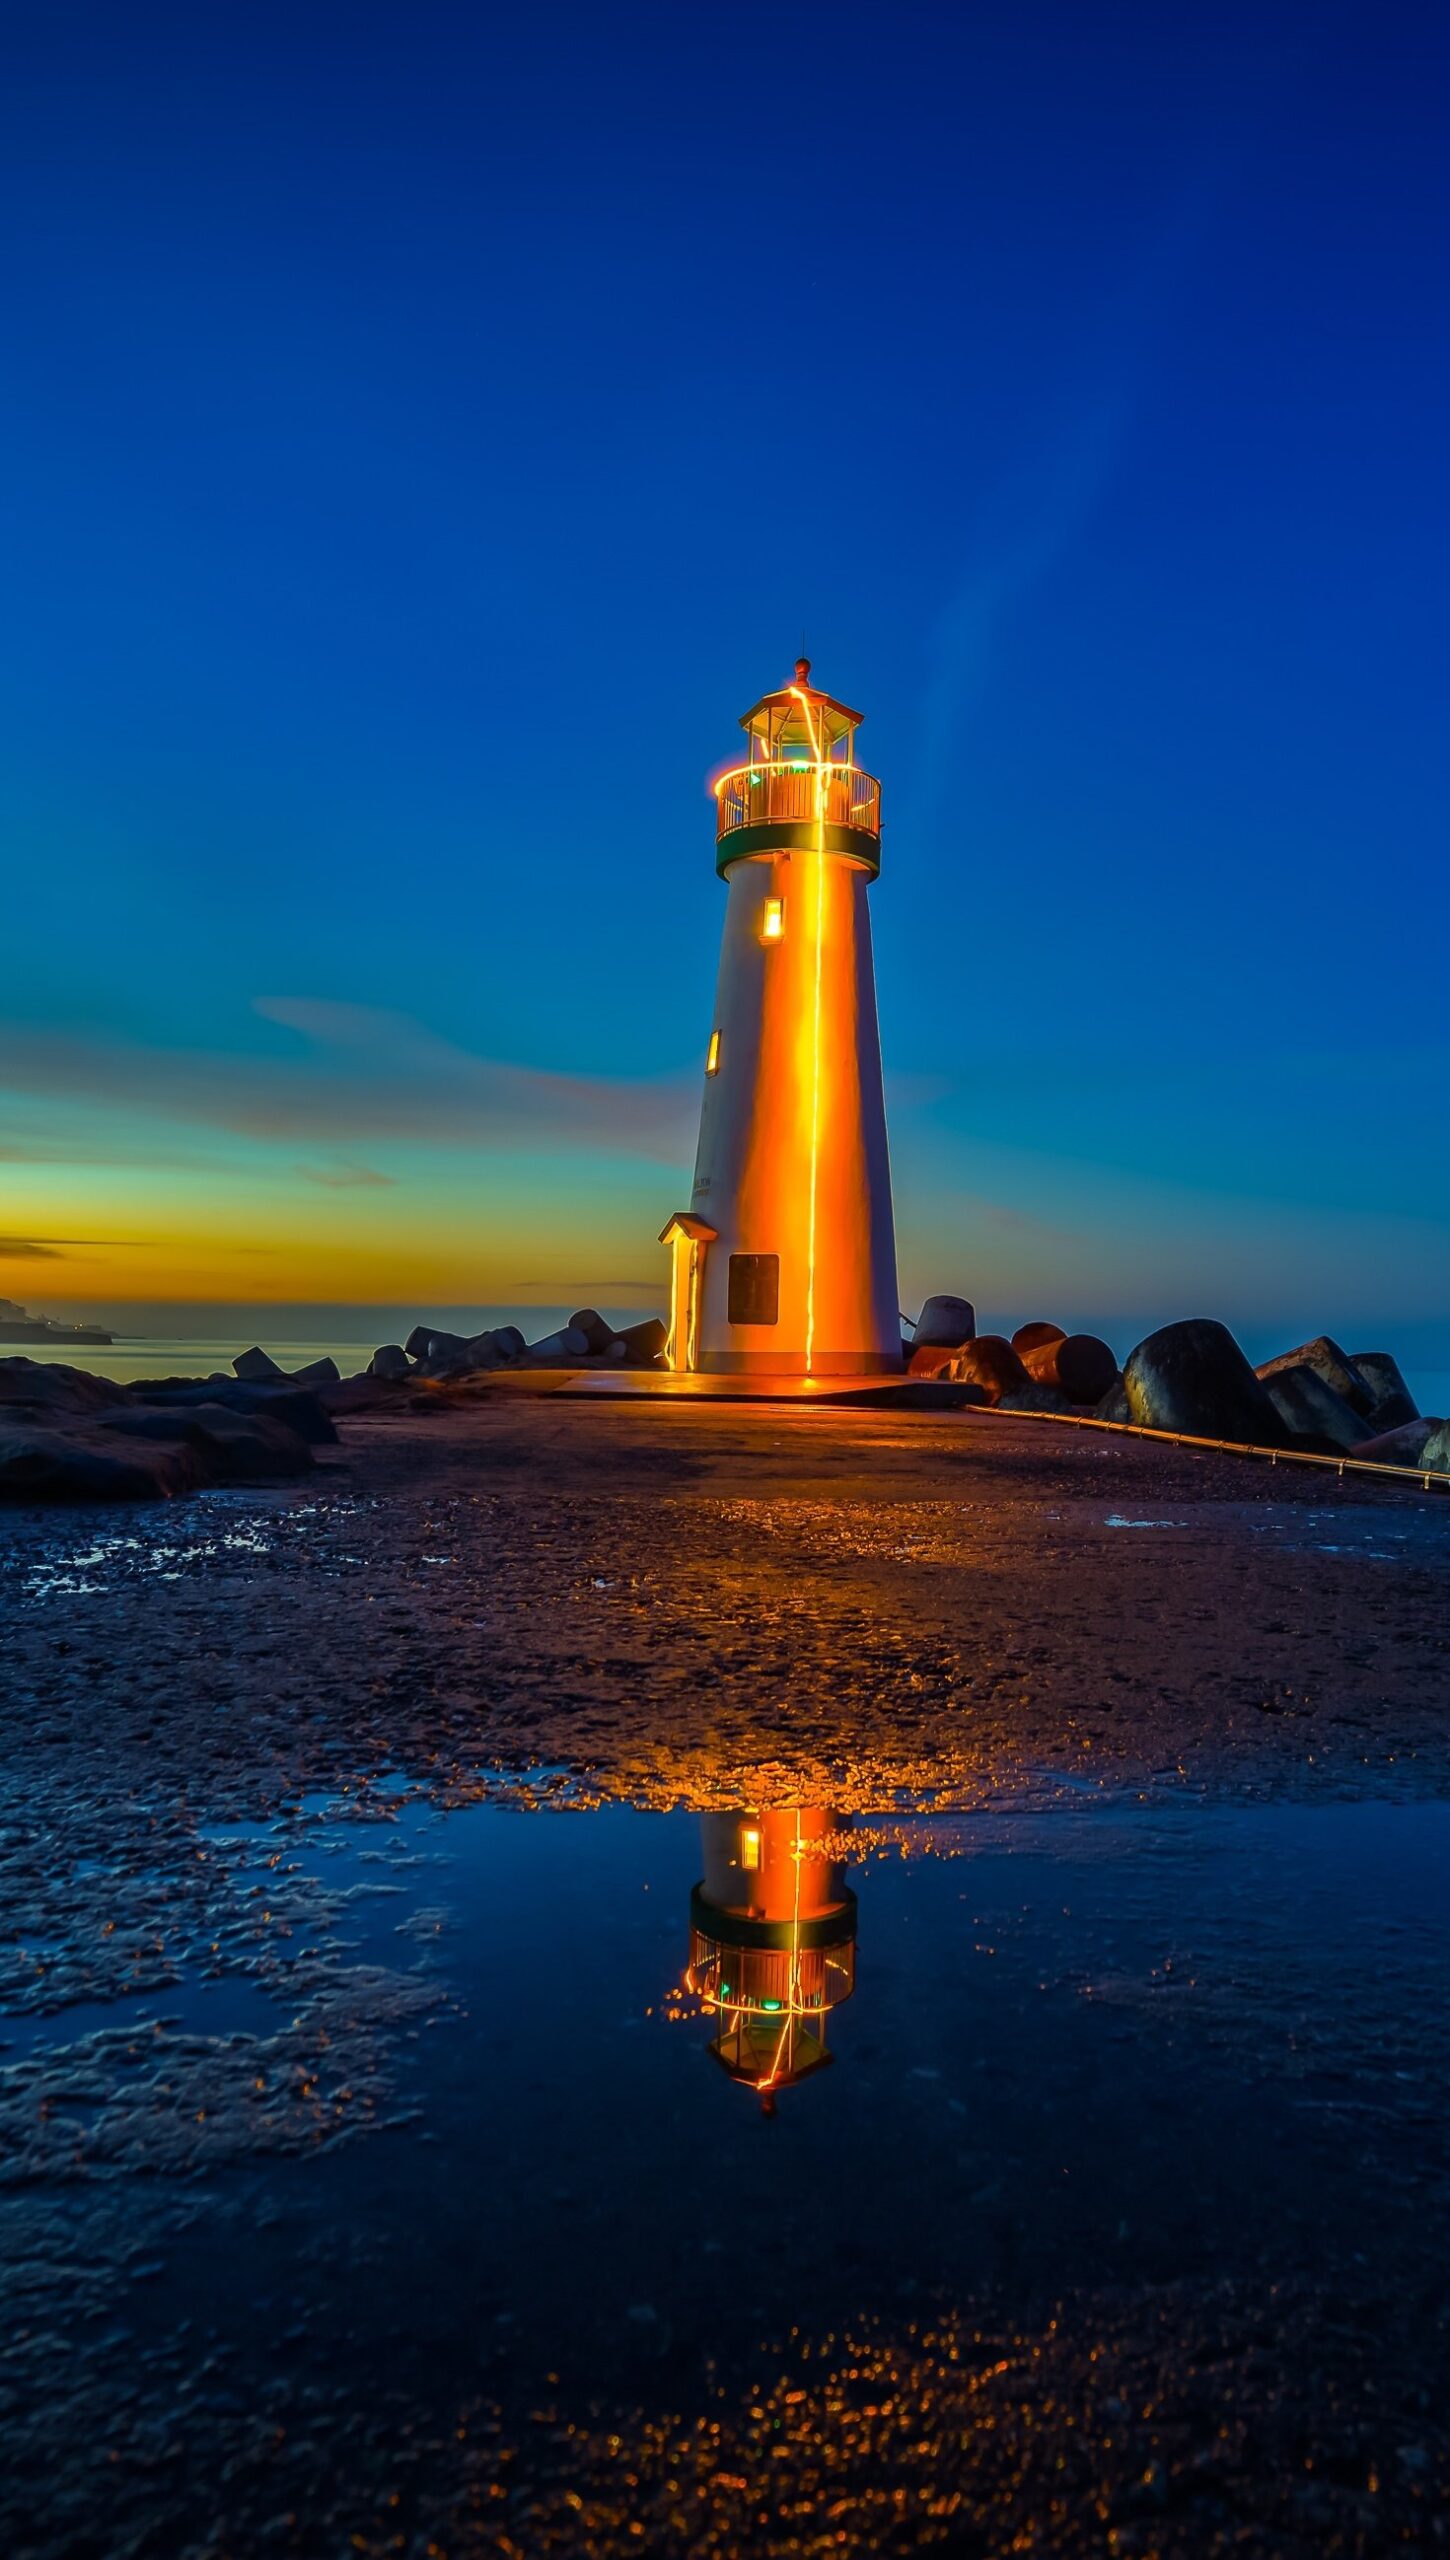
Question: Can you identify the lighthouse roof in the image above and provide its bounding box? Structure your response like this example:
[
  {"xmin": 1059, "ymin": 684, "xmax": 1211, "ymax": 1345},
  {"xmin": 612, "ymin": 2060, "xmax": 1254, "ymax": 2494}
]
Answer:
[{"xmin": 739, "ymin": 658, "xmax": 863, "ymax": 751}]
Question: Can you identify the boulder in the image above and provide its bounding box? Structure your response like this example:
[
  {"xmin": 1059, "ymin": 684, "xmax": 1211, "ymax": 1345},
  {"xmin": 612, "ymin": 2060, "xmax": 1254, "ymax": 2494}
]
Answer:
[
  {"xmin": 369, "ymin": 1344, "xmax": 411, "ymax": 1379},
  {"xmin": 1256, "ymin": 1336, "xmax": 1373, "ymax": 1419},
  {"xmin": 0, "ymin": 1356, "xmax": 130, "ymax": 1413},
  {"xmin": 128, "ymin": 1372, "xmax": 231, "ymax": 1394},
  {"xmin": 290, "ymin": 1355, "xmax": 341, "ymax": 1386},
  {"xmin": 1020, "ymin": 1331, "xmax": 1119, "ymax": 1406},
  {"xmin": 570, "ymin": 1307, "xmax": 616, "ymax": 1355},
  {"xmin": 99, "ymin": 1404, "xmax": 314, "ymax": 1482},
  {"xmin": 1011, "ymin": 1321, "xmax": 1066, "ymax": 1356},
  {"xmin": 947, "ymin": 1335, "xmax": 1029, "ymax": 1404},
  {"xmin": 1123, "ymin": 1319, "xmax": 1289, "ymax": 1446},
  {"xmin": 1095, "ymin": 1378, "xmax": 1132, "ymax": 1423},
  {"xmin": 612, "ymin": 1317, "xmax": 668, "ymax": 1368},
  {"xmin": 1348, "ymin": 1351, "xmax": 1418, "ymax": 1432},
  {"xmin": 1353, "ymin": 1418, "xmax": 1437, "ymax": 1468},
  {"xmin": 233, "ymin": 1345, "xmax": 285, "ymax": 1383},
  {"xmin": 0, "ymin": 1426, "xmax": 197, "ymax": 1503},
  {"xmin": 1419, "ymin": 1421, "xmax": 1450, "ymax": 1474},
  {"xmin": 913, "ymin": 1295, "xmax": 977, "ymax": 1353},
  {"xmin": 121, "ymin": 1380, "xmax": 337, "ymax": 1446},
  {"xmin": 1261, "ymin": 1362, "xmax": 1369, "ymax": 1454}
]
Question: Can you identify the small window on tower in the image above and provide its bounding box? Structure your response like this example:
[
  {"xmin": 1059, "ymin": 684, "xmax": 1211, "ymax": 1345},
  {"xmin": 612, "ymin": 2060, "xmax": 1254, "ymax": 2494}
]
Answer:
[
  {"xmin": 728, "ymin": 1253, "xmax": 779, "ymax": 1326},
  {"xmin": 738, "ymin": 1824, "xmax": 762, "ymax": 1871},
  {"xmin": 761, "ymin": 896, "xmax": 785, "ymax": 943},
  {"xmin": 705, "ymin": 1029, "xmax": 721, "ymax": 1075}
]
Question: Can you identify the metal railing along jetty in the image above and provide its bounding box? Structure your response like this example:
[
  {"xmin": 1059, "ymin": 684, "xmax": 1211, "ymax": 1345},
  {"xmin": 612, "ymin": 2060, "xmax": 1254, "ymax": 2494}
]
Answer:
[{"xmin": 967, "ymin": 1401, "xmax": 1450, "ymax": 1491}]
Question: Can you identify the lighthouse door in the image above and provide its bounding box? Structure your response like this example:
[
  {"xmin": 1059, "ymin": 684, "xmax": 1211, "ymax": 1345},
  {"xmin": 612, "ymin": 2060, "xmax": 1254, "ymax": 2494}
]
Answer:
[{"xmin": 659, "ymin": 1213, "xmax": 718, "ymax": 1373}]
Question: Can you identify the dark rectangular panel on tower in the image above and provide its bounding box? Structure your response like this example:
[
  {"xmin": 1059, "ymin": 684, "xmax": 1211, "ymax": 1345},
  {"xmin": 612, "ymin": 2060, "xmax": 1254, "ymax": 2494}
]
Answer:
[{"xmin": 728, "ymin": 1254, "xmax": 780, "ymax": 1327}]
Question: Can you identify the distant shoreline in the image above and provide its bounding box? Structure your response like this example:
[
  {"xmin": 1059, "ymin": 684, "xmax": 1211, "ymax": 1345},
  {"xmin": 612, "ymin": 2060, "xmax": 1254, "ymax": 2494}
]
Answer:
[{"xmin": 0, "ymin": 1323, "xmax": 115, "ymax": 1346}]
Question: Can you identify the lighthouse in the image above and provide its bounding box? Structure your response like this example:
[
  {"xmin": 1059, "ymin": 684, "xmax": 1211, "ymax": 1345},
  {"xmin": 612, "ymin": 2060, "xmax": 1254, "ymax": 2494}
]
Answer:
[{"xmin": 661, "ymin": 661, "xmax": 900, "ymax": 1378}]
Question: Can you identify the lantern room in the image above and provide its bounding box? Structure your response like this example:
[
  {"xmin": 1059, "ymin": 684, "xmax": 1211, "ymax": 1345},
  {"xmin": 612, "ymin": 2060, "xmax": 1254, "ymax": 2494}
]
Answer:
[{"xmin": 712, "ymin": 658, "xmax": 881, "ymax": 877}]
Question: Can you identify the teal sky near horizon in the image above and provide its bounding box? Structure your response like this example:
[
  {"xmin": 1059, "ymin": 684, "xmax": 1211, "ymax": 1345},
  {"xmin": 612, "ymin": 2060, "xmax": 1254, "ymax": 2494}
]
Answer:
[{"xmin": 2, "ymin": 3, "xmax": 1447, "ymax": 1356}]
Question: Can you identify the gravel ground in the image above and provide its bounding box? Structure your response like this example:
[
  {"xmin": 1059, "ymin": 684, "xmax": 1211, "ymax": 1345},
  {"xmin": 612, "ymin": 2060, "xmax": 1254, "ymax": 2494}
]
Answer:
[{"xmin": 4, "ymin": 1397, "xmax": 1447, "ymax": 1827}]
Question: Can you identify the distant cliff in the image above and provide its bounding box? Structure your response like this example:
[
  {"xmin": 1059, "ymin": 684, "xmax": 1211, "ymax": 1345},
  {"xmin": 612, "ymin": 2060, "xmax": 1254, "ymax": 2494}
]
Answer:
[{"xmin": 0, "ymin": 1297, "xmax": 114, "ymax": 1346}]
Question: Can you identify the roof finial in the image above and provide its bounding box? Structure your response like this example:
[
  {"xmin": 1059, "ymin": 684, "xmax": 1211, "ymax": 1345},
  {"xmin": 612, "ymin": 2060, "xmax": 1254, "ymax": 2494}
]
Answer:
[{"xmin": 794, "ymin": 653, "xmax": 812, "ymax": 687}]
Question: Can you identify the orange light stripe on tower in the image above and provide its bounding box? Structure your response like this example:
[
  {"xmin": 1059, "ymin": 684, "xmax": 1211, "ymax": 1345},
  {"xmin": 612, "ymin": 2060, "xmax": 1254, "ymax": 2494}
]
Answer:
[{"xmin": 789, "ymin": 686, "xmax": 827, "ymax": 1377}]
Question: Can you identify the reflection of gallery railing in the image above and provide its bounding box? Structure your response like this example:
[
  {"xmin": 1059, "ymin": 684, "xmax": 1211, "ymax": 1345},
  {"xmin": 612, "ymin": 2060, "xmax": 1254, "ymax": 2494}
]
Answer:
[
  {"xmin": 688, "ymin": 1931, "xmax": 856, "ymax": 2017},
  {"xmin": 714, "ymin": 761, "xmax": 881, "ymax": 844}
]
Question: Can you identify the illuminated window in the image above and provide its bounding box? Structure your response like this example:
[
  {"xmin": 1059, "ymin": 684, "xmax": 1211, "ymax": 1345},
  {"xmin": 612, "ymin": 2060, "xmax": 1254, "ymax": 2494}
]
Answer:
[
  {"xmin": 705, "ymin": 1028, "xmax": 721, "ymax": 1075},
  {"xmin": 761, "ymin": 896, "xmax": 784, "ymax": 943},
  {"xmin": 738, "ymin": 1824, "xmax": 761, "ymax": 1870}
]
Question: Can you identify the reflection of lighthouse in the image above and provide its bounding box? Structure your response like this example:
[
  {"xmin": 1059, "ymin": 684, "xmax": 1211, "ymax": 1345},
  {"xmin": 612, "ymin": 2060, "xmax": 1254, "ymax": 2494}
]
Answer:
[
  {"xmin": 660, "ymin": 662, "xmax": 900, "ymax": 1378},
  {"xmin": 687, "ymin": 1808, "xmax": 857, "ymax": 2108}
]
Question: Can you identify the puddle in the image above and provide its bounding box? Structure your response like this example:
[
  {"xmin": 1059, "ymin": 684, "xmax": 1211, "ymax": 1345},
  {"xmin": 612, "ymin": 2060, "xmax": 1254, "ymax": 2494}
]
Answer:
[
  {"xmin": 4, "ymin": 1791, "xmax": 1448, "ymax": 2551},
  {"xmin": 12, "ymin": 1495, "xmax": 374, "ymax": 1601}
]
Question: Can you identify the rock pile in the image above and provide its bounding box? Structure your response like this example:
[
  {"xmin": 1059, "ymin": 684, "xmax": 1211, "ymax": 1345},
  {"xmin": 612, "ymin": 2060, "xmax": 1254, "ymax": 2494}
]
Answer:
[
  {"xmin": 905, "ymin": 1296, "xmax": 1125, "ymax": 1415},
  {"xmin": 0, "ymin": 1357, "xmax": 331, "ymax": 1504},
  {"xmin": 910, "ymin": 1293, "xmax": 1442, "ymax": 1469},
  {"xmin": 1109, "ymin": 1321, "xmax": 1439, "ymax": 1465},
  {"xmin": 362, "ymin": 1309, "xmax": 668, "ymax": 1389}
]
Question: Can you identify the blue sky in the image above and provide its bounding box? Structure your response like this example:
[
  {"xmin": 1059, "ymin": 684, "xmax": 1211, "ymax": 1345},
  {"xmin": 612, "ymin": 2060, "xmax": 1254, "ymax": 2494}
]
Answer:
[{"xmin": 2, "ymin": 0, "xmax": 1446, "ymax": 1355}]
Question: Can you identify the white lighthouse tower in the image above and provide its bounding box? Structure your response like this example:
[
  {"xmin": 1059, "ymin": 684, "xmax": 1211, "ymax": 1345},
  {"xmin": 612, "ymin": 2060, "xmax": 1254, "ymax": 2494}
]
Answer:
[{"xmin": 661, "ymin": 660, "xmax": 901, "ymax": 1379}]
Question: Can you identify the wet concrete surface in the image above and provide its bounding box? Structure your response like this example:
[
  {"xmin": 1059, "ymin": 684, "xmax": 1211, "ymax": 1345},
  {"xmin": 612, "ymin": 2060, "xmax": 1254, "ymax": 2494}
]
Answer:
[{"xmin": 1, "ymin": 1401, "xmax": 1448, "ymax": 2553}]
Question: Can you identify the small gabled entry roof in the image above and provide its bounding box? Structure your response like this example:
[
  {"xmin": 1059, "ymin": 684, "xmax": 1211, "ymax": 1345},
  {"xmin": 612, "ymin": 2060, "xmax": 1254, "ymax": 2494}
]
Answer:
[{"xmin": 659, "ymin": 1211, "xmax": 718, "ymax": 1245}]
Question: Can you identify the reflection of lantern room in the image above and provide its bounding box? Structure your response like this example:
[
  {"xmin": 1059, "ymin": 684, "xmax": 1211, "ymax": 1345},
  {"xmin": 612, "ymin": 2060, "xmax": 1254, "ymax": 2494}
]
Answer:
[{"xmin": 687, "ymin": 1808, "xmax": 857, "ymax": 2105}]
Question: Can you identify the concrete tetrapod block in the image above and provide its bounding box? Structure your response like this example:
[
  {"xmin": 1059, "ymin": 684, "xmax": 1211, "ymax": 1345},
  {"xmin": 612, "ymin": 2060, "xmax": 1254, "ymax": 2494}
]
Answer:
[
  {"xmin": 1349, "ymin": 1352, "xmax": 1419, "ymax": 1432},
  {"xmin": 233, "ymin": 1345, "xmax": 285, "ymax": 1382},
  {"xmin": 948, "ymin": 1335, "xmax": 1029, "ymax": 1404},
  {"xmin": 1256, "ymin": 1336, "xmax": 1373, "ymax": 1418},
  {"xmin": 907, "ymin": 1343, "xmax": 959, "ymax": 1378},
  {"xmin": 569, "ymin": 1308, "xmax": 617, "ymax": 1355},
  {"xmin": 913, "ymin": 1295, "xmax": 977, "ymax": 1352},
  {"xmin": 1262, "ymin": 1363, "xmax": 1372, "ymax": 1454},
  {"xmin": 1353, "ymin": 1418, "xmax": 1437, "ymax": 1467},
  {"xmin": 1020, "ymin": 1332, "xmax": 1119, "ymax": 1406},
  {"xmin": 1123, "ymin": 1319, "xmax": 1290, "ymax": 1447},
  {"xmin": 1011, "ymin": 1321, "xmax": 1067, "ymax": 1356},
  {"xmin": 523, "ymin": 1327, "xmax": 591, "ymax": 1363},
  {"xmin": 613, "ymin": 1317, "xmax": 668, "ymax": 1367},
  {"xmin": 369, "ymin": 1345, "xmax": 410, "ymax": 1378},
  {"xmin": 290, "ymin": 1356, "xmax": 341, "ymax": 1386}
]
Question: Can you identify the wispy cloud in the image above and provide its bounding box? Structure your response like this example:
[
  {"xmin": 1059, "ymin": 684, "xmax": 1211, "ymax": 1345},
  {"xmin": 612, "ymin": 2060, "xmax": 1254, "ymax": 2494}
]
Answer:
[
  {"xmin": 298, "ymin": 1163, "xmax": 398, "ymax": 1189},
  {"xmin": 0, "ymin": 1001, "xmax": 697, "ymax": 1166},
  {"xmin": 0, "ymin": 1237, "xmax": 64, "ymax": 1259}
]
